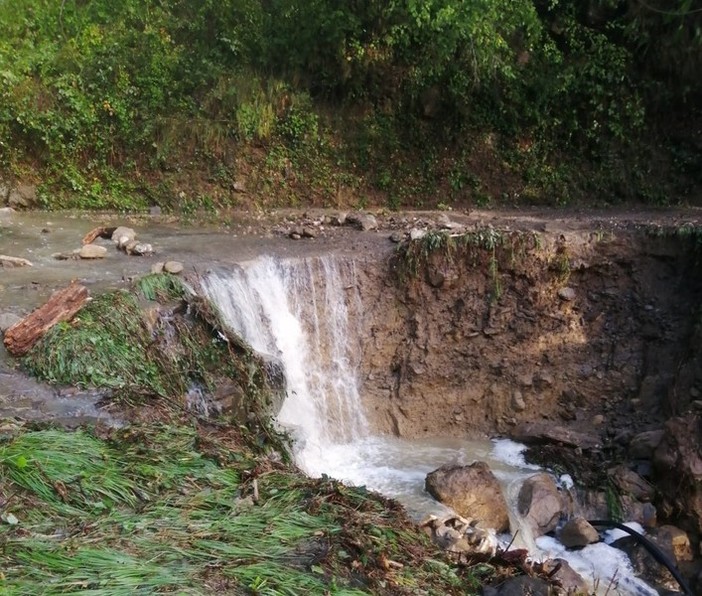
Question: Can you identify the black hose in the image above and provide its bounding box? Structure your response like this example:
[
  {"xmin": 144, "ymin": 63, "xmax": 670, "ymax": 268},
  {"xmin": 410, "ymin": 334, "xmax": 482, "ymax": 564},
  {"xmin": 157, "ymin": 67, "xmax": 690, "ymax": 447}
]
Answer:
[{"xmin": 588, "ymin": 520, "xmax": 694, "ymax": 596}]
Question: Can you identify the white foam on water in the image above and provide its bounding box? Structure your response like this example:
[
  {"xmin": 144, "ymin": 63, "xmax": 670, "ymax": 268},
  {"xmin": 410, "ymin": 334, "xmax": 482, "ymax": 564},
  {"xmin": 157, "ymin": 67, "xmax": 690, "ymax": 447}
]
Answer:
[
  {"xmin": 536, "ymin": 536, "xmax": 658, "ymax": 596},
  {"xmin": 603, "ymin": 522, "xmax": 646, "ymax": 545},
  {"xmin": 490, "ymin": 438, "xmax": 541, "ymax": 470}
]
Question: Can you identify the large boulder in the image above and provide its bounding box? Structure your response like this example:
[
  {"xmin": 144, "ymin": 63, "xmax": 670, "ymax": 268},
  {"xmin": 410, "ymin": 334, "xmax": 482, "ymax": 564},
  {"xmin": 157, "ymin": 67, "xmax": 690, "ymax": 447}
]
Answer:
[
  {"xmin": 425, "ymin": 462, "xmax": 510, "ymax": 532},
  {"xmin": 517, "ymin": 472, "xmax": 567, "ymax": 537},
  {"xmin": 612, "ymin": 525, "xmax": 693, "ymax": 594}
]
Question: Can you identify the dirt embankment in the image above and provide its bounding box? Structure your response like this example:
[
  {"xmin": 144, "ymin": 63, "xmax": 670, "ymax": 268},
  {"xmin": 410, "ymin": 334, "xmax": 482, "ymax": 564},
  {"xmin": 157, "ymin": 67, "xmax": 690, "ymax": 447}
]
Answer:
[{"xmin": 359, "ymin": 225, "xmax": 702, "ymax": 440}]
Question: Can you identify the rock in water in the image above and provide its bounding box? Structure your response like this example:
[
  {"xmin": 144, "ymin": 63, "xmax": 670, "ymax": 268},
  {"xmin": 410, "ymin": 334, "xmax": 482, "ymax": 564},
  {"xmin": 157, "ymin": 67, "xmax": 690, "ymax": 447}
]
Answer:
[
  {"xmin": 518, "ymin": 472, "xmax": 568, "ymax": 537},
  {"xmin": 558, "ymin": 517, "xmax": 600, "ymax": 548},
  {"xmin": 0, "ymin": 255, "xmax": 33, "ymax": 268},
  {"xmin": 111, "ymin": 226, "xmax": 137, "ymax": 249},
  {"xmin": 425, "ymin": 462, "xmax": 510, "ymax": 532},
  {"xmin": 164, "ymin": 261, "xmax": 183, "ymax": 274},
  {"xmin": 78, "ymin": 245, "xmax": 107, "ymax": 259}
]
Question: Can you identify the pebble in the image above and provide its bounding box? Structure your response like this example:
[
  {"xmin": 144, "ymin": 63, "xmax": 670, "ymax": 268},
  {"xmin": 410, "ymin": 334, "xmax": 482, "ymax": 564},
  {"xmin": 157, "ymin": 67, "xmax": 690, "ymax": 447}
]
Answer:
[
  {"xmin": 164, "ymin": 261, "xmax": 184, "ymax": 274},
  {"xmin": 78, "ymin": 245, "xmax": 107, "ymax": 259},
  {"xmin": 558, "ymin": 287, "xmax": 576, "ymax": 301}
]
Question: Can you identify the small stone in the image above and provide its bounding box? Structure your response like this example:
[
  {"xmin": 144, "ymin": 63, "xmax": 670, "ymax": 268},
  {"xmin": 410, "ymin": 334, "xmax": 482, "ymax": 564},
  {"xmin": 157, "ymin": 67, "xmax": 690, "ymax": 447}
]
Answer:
[
  {"xmin": 330, "ymin": 212, "xmax": 347, "ymax": 226},
  {"xmin": 558, "ymin": 287, "xmax": 576, "ymax": 301},
  {"xmin": 111, "ymin": 226, "xmax": 137, "ymax": 248},
  {"xmin": 389, "ymin": 231, "xmax": 404, "ymax": 243},
  {"xmin": 0, "ymin": 255, "xmax": 33, "ymax": 268},
  {"xmin": 78, "ymin": 245, "xmax": 107, "ymax": 259},
  {"xmin": 129, "ymin": 242, "xmax": 153, "ymax": 256},
  {"xmin": 289, "ymin": 233, "xmax": 301, "ymax": 240},
  {"xmin": 151, "ymin": 262, "xmax": 165, "ymax": 274},
  {"xmin": 164, "ymin": 261, "xmax": 183, "ymax": 274},
  {"xmin": 124, "ymin": 240, "xmax": 139, "ymax": 254},
  {"xmin": 233, "ymin": 180, "xmax": 246, "ymax": 193},
  {"xmin": 534, "ymin": 371, "xmax": 554, "ymax": 387},
  {"xmin": 629, "ymin": 429, "xmax": 665, "ymax": 459},
  {"xmin": 288, "ymin": 226, "xmax": 304, "ymax": 239},
  {"xmin": 591, "ymin": 414, "xmax": 605, "ymax": 426},
  {"xmin": 149, "ymin": 205, "xmax": 162, "ymax": 216},
  {"xmin": 520, "ymin": 374, "xmax": 534, "ymax": 387},
  {"xmin": 52, "ymin": 252, "xmax": 77, "ymax": 261},
  {"xmin": 512, "ymin": 390, "xmax": 526, "ymax": 412},
  {"xmin": 357, "ymin": 213, "xmax": 378, "ymax": 231},
  {"xmin": 302, "ymin": 226, "xmax": 318, "ymax": 239},
  {"xmin": 410, "ymin": 228, "xmax": 426, "ymax": 241}
]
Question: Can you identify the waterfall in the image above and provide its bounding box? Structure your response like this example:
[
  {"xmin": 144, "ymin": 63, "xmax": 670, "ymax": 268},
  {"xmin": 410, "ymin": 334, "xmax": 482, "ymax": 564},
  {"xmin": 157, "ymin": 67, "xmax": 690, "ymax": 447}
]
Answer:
[
  {"xmin": 202, "ymin": 255, "xmax": 368, "ymax": 475},
  {"xmin": 202, "ymin": 254, "xmax": 662, "ymax": 596}
]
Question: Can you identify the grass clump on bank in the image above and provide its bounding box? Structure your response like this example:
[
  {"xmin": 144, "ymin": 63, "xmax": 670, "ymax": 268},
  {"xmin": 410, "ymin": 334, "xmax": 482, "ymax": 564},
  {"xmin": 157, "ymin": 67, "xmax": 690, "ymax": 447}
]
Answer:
[
  {"xmin": 20, "ymin": 274, "xmax": 281, "ymax": 419},
  {"xmin": 0, "ymin": 423, "xmax": 483, "ymax": 595},
  {"xmin": 22, "ymin": 290, "xmax": 165, "ymax": 394}
]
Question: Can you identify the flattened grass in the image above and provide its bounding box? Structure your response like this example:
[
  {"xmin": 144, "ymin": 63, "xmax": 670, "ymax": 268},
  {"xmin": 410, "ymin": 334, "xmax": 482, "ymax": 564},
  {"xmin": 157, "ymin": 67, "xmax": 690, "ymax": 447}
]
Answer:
[{"xmin": 0, "ymin": 424, "xmax": 477, "ymax": 595}]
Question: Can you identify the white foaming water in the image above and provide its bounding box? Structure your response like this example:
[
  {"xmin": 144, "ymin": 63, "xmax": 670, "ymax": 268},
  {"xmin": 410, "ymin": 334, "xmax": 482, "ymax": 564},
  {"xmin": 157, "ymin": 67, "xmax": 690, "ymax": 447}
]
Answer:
[
  {"xmin": 203, "ymin": 255, "xmax": 660, "ymax": 596},
  {"xmin": 202, "ymin": 256, "xmax": 368, "ymax": 474},
  {"xmin": 536, "ymin": 536, "xmax": 658, "ymax": 596}
]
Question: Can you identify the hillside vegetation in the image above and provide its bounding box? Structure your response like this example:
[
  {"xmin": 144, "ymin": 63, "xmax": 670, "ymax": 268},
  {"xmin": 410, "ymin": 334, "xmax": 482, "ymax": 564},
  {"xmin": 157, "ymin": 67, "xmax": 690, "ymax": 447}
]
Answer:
[{"xmin": 0, "ymin": 0, "xmax": 700, "ymax": 211}]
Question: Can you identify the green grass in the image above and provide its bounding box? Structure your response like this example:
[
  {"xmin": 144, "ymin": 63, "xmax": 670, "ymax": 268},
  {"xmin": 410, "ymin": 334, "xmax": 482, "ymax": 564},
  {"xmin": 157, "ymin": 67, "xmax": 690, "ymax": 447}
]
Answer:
[
  {"xmin": 19, "ymin": 278, "xmax": 280, "ymax": 421},
  {"xmin": 21, "ymin": 291, "xmax": 164, "ymax": 393},
  {"xmin": 0, "ymin": 424, "xmax": 480, "ymax": 595},
  {"xmin": 135, "ymin": 273, "xmax": 188, "ymax": 303}
]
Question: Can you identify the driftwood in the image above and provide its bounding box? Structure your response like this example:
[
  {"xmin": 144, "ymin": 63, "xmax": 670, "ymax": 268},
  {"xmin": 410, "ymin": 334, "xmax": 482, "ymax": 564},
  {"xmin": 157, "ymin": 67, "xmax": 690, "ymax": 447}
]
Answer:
[
  {"xmin": 82, "ymin": 226, "xmax": 116, "ymax": 245},
  {"xmin": 3, "ymin": 282, "xmax": 89, "ymax": 356}
]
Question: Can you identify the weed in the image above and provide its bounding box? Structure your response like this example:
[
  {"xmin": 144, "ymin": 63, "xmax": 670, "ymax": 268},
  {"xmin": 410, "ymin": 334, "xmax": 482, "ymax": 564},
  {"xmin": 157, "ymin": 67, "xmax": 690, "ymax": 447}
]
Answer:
[
  {"xmin": 135, "ymin": 273, "xmax": 188, "ymax": 303},
  {"xmin": 0, "ymin": 423, "xmax": 479, "ymax": 594},
  {"xmin": 488, "ymin": 250, "xmax": 502, "ymax": 303},
  {"xmin": 20, "ymin": 278, "xmax": 281, "ymax": 422},
  {"xmin": 22, "ymin": 291, "xmax": 165, "ymax": 394}
]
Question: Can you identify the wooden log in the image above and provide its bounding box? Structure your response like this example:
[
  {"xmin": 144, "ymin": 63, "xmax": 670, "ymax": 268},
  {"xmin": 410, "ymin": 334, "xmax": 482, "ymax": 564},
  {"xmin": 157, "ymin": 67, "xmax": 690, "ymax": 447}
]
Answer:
[
  {"xmin": 82, "ymin": 226, "xmax": 116, "ymax": 245},
  {"xmin": 3, "ymin": 282, "xmax": 89, "ymax": 356}
]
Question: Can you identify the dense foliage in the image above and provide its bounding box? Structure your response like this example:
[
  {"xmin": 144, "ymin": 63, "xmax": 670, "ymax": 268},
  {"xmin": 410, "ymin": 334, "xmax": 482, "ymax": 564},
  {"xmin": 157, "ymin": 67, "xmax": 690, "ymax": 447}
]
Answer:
[{"xmin": 0, "ymin": 0, "xmax": 700, "ymax": 210}]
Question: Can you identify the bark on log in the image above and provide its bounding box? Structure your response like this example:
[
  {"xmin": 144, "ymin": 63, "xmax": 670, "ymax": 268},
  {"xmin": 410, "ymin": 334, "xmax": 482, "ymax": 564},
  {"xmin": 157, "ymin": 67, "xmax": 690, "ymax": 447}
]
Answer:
[
  {"xmin": 82, "ymin": 226, "xmax": 116, "ymax": 245},
  {"xmin": 3, "ymin": 282, "xmax": 89, "ymax": 356}
]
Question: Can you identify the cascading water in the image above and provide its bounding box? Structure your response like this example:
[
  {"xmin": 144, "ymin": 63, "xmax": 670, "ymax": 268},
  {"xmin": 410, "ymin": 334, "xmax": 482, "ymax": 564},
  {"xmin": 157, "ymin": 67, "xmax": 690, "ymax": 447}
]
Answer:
[
  {"xmin": 203, "ymin": 254, "xmax": 658, "ymax": 596},
  {"xmin": 202, "ymin": 255, "xmax": 368, "ymax": 474}
]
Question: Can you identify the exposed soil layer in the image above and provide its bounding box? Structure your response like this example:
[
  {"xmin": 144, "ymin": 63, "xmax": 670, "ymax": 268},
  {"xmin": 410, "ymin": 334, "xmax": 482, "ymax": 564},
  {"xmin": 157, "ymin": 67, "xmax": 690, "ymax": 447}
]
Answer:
[{"xmin": 358, "ymin": 224, "xmax": 702, "ymax": 441}]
